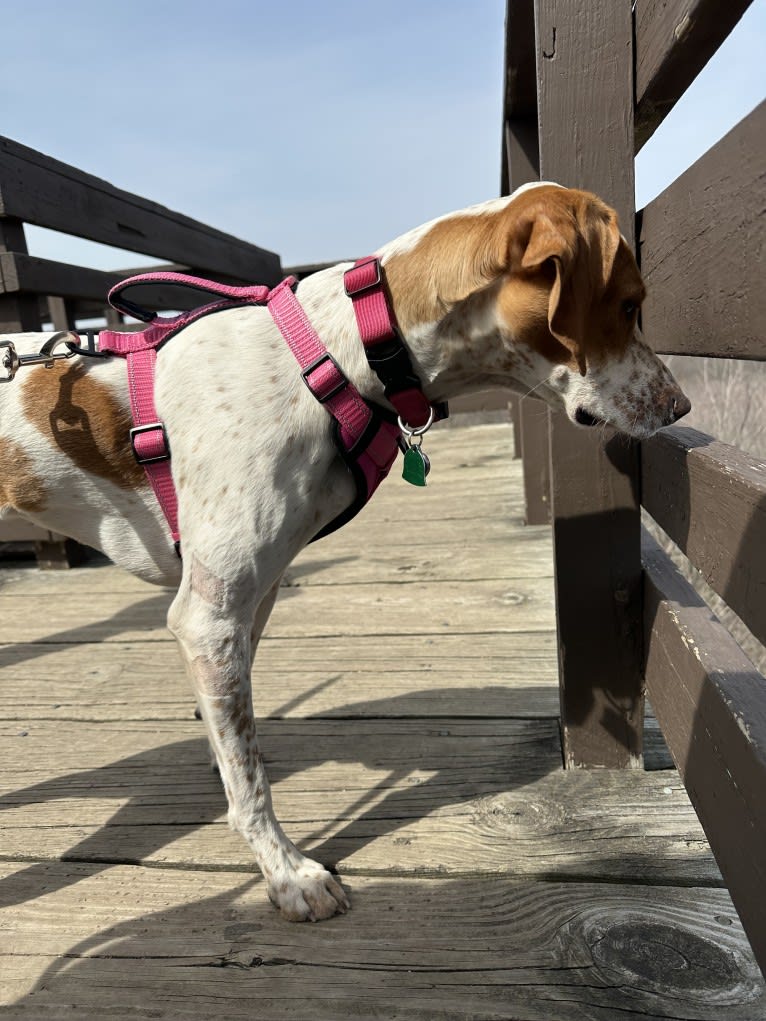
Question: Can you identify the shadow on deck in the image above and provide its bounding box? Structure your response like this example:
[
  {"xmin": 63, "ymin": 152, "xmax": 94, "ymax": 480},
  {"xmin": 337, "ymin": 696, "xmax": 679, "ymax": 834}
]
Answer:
[{"xmin": 1, "ymin": 424, "xmax": 763, "ymax": 1019}]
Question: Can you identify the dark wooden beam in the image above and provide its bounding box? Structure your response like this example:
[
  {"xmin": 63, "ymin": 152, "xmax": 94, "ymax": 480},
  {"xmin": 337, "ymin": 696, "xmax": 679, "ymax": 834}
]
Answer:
[
  {"xmin": 643, "ymin": 530, "xmax": 766, "ymax": 975},
  {"xmin": 535, "ymin": 0, "xmax": 643, "ymax": 768},
  {"xmin": 501, "ymin": 0, "xmax": 539, "ymax": 194},
  {"xmin": 519, "ymin": 399, "xmax": 550, "ymax": 525},
  {"xmin": 634, "ymin": 0, "xmax": 754, "ymax": 151},
  {"xmin": 0, "ymin": 136, "xmax": 281, "ymax": 284},
  {"xmin": 0, "ymin": 252, "xmax": 123, "ymax": 304},
  {"xmin": 639, "ymin": 101, "xmax": 766, "ymax": 361},
  {"xmin": 642, "ymin": 425, "xmax": 766, "ymax": 648}
]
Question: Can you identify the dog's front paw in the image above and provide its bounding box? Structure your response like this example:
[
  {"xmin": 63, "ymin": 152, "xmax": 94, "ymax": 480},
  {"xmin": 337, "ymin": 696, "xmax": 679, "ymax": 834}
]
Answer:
[{"xmin": 267, "ymin": 860, "xmax": 350, "ymax": 922}]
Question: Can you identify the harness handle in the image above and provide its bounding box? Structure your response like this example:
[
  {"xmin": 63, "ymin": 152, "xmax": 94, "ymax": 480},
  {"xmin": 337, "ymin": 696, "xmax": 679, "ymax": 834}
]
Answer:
[{"xmin": 108, "ymin": 271, "xmax": 272, "ymax": 322}]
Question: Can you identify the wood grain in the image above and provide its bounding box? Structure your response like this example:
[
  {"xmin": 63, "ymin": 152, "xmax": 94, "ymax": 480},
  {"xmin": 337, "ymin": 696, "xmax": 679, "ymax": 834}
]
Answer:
[
  {"xmin": 3, "ymin": 863, "xmax": 762, "ymax": 1019},
  {"xmin": 0, "ymin": 718, "xmax": 718, "ymax": 884}
]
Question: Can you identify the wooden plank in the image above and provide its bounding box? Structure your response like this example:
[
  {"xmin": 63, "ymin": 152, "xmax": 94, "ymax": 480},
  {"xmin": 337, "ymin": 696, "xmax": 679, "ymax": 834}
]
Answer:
[
  {"xmin": 634, "ymin": 0, "xmax": 754, "ymax": 150},
  {"xmin": 0, "ymin": 252, "xmax": 124, "ymax": 304},
  {"xmin": 535, "ymin": 0, "xmax": 644, "ymax": 768},
  {"xmin": 0, "ymin": 136, "xmax": 281, "ymax": 283},
  {"xmin": 519, "ymin": 398, "xmax": 550, "ymax": 524},
  {"xmin": 643, "ymin": 532, "xmax": 766, "ymax": 975},
  {"xmin": 639, "ymin": 102, "xmax": 766, "ymax": 360},
  {"xmin": 0, "ymin": 576, "xmax": 556, "ymax": 644},
  {"xmin": 0, "ymin": 633, "xmax": 560, "ymax": 721},
  {"xmin": 2, "ymin": 863, "xmax": 762, "ymax": 1020},
  {"xmin": 0, "ymin": 718, "xmax": 720, "ymax": 884},
  {"xmin": 642, "ymin": 425, "xmax": 766, "ymax": 647}
]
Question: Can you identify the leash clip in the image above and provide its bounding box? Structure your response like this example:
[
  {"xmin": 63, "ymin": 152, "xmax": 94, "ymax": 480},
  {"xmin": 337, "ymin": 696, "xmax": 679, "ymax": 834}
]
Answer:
[{"xmin": 0, "ymin": 332, "xmax": 81, "ymax": 382}]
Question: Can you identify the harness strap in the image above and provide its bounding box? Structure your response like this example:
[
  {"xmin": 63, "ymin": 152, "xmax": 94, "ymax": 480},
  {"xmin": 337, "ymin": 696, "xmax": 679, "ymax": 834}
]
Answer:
[
  {"xmin": 96, "ymin": 266, "xmax": 440, "ymax": 552},
  {"xmin": 267, "ymin": 278, "xmax": 373, "ymax": 449},
  {"xmin": 344, "ymin": 257, "xmax": 441, "ymax": 429},
  {"xmin": 126, "ymin": 348, "xmax": 180, "ymax": 546}
]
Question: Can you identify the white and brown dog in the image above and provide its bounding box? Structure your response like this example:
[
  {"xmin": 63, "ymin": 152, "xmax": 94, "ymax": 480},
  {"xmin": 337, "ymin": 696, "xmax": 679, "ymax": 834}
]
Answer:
[{"xmin": 0, "ymin": 183, "xmax": 689, "ymax": 921}]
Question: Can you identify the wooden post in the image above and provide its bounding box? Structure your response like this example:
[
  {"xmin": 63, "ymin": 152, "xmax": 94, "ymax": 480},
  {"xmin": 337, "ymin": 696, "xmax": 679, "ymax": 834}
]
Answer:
[
  {"xmin": 503, "ymin": 0, "xmax": 551, "ymax": 524},
  {"xmin": 0, "ymin": 219, "xmax": 40, "ymax": 332},
  {"xmin": 534, "ymin": 0, "xmax": 644, "ymax": 767}
]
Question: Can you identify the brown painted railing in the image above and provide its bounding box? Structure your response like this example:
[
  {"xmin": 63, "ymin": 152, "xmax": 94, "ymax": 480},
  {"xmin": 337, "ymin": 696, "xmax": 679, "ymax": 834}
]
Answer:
[{"xmin": 502, "ymin": 0, "xmax": 764, "ymax": 974}]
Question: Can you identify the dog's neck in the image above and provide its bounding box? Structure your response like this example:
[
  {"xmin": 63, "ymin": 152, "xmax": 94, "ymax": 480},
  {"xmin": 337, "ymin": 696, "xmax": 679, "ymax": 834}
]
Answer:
[{"xmin": 296, "ymin": 202, "xmax": 541, "ymax": 411}]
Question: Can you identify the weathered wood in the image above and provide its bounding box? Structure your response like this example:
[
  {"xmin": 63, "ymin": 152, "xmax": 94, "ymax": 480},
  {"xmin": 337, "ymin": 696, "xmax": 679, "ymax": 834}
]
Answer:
[
  {"xmin": 639, "ymin": 101, "xmax": 766, "ymax": 361},
  {"xmin": 0, "ymin": 252, "xmax": 123, "ymax": 305},
  {"xmin": 0, "ymin": 219, "xmax": 39, "ymax": 331},
  {"xmin": 535, "ymin": 0, "xmax": 644, "ymax": 769},
  {"xmin": 3, "ymin": 863, "xmax": 762, "ymax": 1020},
  {"xmin": 634, "ymin": 0, "xmax": 754, "ymax": 150},
  {"xmin": 643, "ymin": 531, "xmax": 766, "ymax": 975},
  {"xmin": 0, "ymin": 632, "xmax": 560, "ymax": 721},
  {"xmin": 0, "ymin": 576, "xmax": 556, "ymax": 644},
  {"xmin": 0, "ymin": 136, "xmax": 281, "ymax": 283},
  {"xmin": 0, "ymin": 718, "xmax": 718, "ymax": 884},
  {"xmin": 519, "ymin": 398, "xmax": 550, "ymax": 525},
  {"xmin": 642, "ymin": 425, "xmax": 766, "ymax": 647}
]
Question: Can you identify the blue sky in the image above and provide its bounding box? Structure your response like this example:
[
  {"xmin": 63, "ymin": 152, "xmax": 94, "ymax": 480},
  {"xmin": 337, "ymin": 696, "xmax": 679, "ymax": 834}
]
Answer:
[{"xmin": 3, "ymin": 0, "xmax": 764, "ymax": 271}]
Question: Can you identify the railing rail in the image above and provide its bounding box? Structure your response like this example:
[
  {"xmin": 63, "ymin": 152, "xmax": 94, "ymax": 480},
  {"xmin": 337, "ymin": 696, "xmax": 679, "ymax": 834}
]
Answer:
[{"xmin": 0, "ymin": 136, "xmax": 282, "ymax": 562}]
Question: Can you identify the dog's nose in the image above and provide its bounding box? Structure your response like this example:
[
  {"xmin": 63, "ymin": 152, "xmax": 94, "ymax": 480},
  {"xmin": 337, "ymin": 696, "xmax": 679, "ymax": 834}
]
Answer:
[{"xmin": 671, "ymin": 394, "xmax": 692, "ymax": 422}]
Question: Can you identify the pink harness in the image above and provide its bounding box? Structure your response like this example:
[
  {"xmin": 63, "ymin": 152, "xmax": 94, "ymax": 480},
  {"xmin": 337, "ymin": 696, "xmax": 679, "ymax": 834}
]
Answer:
[{"xmin": 96, "ymin": 260, "xmax": 445, "ymax": 551}]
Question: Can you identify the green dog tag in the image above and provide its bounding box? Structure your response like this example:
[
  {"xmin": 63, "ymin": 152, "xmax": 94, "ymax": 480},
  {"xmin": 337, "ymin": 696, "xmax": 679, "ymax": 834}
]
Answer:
[{"xmin": 402, "ymin": 446, "xmax": 430, "ymax": 487}]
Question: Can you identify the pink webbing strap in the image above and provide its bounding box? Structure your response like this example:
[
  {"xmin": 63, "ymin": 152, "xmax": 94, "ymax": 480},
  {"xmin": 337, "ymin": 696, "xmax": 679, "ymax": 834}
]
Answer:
[
  {"xmin": 96, "ymin": 270, "xmax": 274, "ymax": 551},
  {"xmin": 343, "ymin": 257, "xmax": 434, "ymax": 429},
  {"xmin": 267, "ymin": 279, "xmax": 373, "ymax": 447},
  {"xmin": 126, "ymin": 348, "xmax": 180, "ymax": 545}
]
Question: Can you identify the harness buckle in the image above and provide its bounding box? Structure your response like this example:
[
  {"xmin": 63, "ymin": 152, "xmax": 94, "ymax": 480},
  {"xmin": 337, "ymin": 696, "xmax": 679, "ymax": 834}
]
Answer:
[
  {"xmin": 343, "ymin": 258, "xmax": 381, "ymax": 297},
  {"xmin": 301, "ymin": 352, "xmax": 348, "ymax": 403},
  {"xmin": 130, "ymin": 422, "xmax": 171, "ymax": 465}
]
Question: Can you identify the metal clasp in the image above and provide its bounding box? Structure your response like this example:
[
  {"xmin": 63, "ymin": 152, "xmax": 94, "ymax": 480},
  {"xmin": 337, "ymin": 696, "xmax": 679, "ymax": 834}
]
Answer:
[{"xmin": 0, "ymin": 331, "xmax": 94, "ymax": 382}]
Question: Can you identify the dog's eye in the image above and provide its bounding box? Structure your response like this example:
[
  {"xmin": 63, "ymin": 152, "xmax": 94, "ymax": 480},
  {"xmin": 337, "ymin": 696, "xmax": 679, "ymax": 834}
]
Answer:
[{"xmin": 622, "ymin": 300, "xmax": 638, "ymax": 320}]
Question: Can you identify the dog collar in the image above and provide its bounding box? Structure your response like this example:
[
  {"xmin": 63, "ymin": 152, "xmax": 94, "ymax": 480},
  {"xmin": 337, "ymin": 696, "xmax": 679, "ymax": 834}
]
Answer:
[{"xmin": 343, "ymin": 257, "xmax": 448, "ymax": 430}]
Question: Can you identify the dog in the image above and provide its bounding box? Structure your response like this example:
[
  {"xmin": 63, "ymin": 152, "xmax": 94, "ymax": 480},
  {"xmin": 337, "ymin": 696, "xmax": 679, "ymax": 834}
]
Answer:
[{"xmin": 0, "ymin": 183, "xmax": 690, "ymax": 921}]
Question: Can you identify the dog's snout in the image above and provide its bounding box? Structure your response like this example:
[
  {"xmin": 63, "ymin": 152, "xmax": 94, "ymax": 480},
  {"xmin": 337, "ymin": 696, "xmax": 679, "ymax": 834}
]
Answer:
[{"xmin": 671, "ymin": 393, "xmax": 692, "ymax": 422}]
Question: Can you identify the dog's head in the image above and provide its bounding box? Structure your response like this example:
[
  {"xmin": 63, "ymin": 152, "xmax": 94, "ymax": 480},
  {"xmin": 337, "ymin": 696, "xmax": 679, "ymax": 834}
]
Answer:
[
  {"xmin": 384, "ymin": 184, "xmax": 689, "ymax": 439},
  {"xmin": 495, "ymin": 185, "xmax": 690, "ymax": 438}
]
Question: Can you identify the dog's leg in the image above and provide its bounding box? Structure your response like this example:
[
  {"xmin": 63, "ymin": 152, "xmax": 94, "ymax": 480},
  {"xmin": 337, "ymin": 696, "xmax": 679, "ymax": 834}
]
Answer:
[{"xmin": 168, "ymin": 559, "xmax": 349, "ymax": 922}]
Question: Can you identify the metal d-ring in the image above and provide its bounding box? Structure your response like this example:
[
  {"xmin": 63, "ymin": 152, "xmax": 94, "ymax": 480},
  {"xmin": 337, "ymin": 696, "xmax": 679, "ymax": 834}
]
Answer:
[{"xmin": 397, "ymin": 407, "xmax": 435, "ymax": 439}]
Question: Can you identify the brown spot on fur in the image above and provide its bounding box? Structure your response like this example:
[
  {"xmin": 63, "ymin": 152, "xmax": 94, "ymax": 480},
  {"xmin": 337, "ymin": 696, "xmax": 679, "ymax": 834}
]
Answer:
[
  {"xmin": 0, "ymin": 437, "xmax": 48, "ymax": 513},
  {"xmin": 21, "ymin": 362, "xmax": 145, "ymax": 489}
]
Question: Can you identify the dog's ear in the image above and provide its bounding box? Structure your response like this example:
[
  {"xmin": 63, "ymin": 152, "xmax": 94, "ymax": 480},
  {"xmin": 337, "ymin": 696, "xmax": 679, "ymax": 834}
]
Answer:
[{"xmin": 510, "ymin": 194, "xmax": 620, "ymax": 376}]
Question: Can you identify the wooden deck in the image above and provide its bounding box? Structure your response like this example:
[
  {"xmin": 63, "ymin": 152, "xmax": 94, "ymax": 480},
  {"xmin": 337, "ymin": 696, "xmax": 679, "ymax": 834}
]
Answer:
[{"xmin": 1, "ymin": 423, "xmax": 763, "ymax": 1019}]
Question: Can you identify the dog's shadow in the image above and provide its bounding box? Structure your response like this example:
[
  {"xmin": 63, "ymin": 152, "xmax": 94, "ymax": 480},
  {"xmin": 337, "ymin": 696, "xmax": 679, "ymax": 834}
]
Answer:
[{"xmin": 0, "ymin": 684, "xmax": 558, "ymax": 911}]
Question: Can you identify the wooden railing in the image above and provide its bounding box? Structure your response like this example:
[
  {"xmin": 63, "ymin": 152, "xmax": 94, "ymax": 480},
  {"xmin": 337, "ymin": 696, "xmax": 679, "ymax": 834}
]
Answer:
[
  {"xmin": 0, "ymin": 135, "xmax": 282, "ymax": 331},
  {"xmin": 0, "ymin": 136, "xmax": 281, "ymax": 562},
  {"xmin": 502, "ymin": 0, "xmax": 764, "ymax": 974}
]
